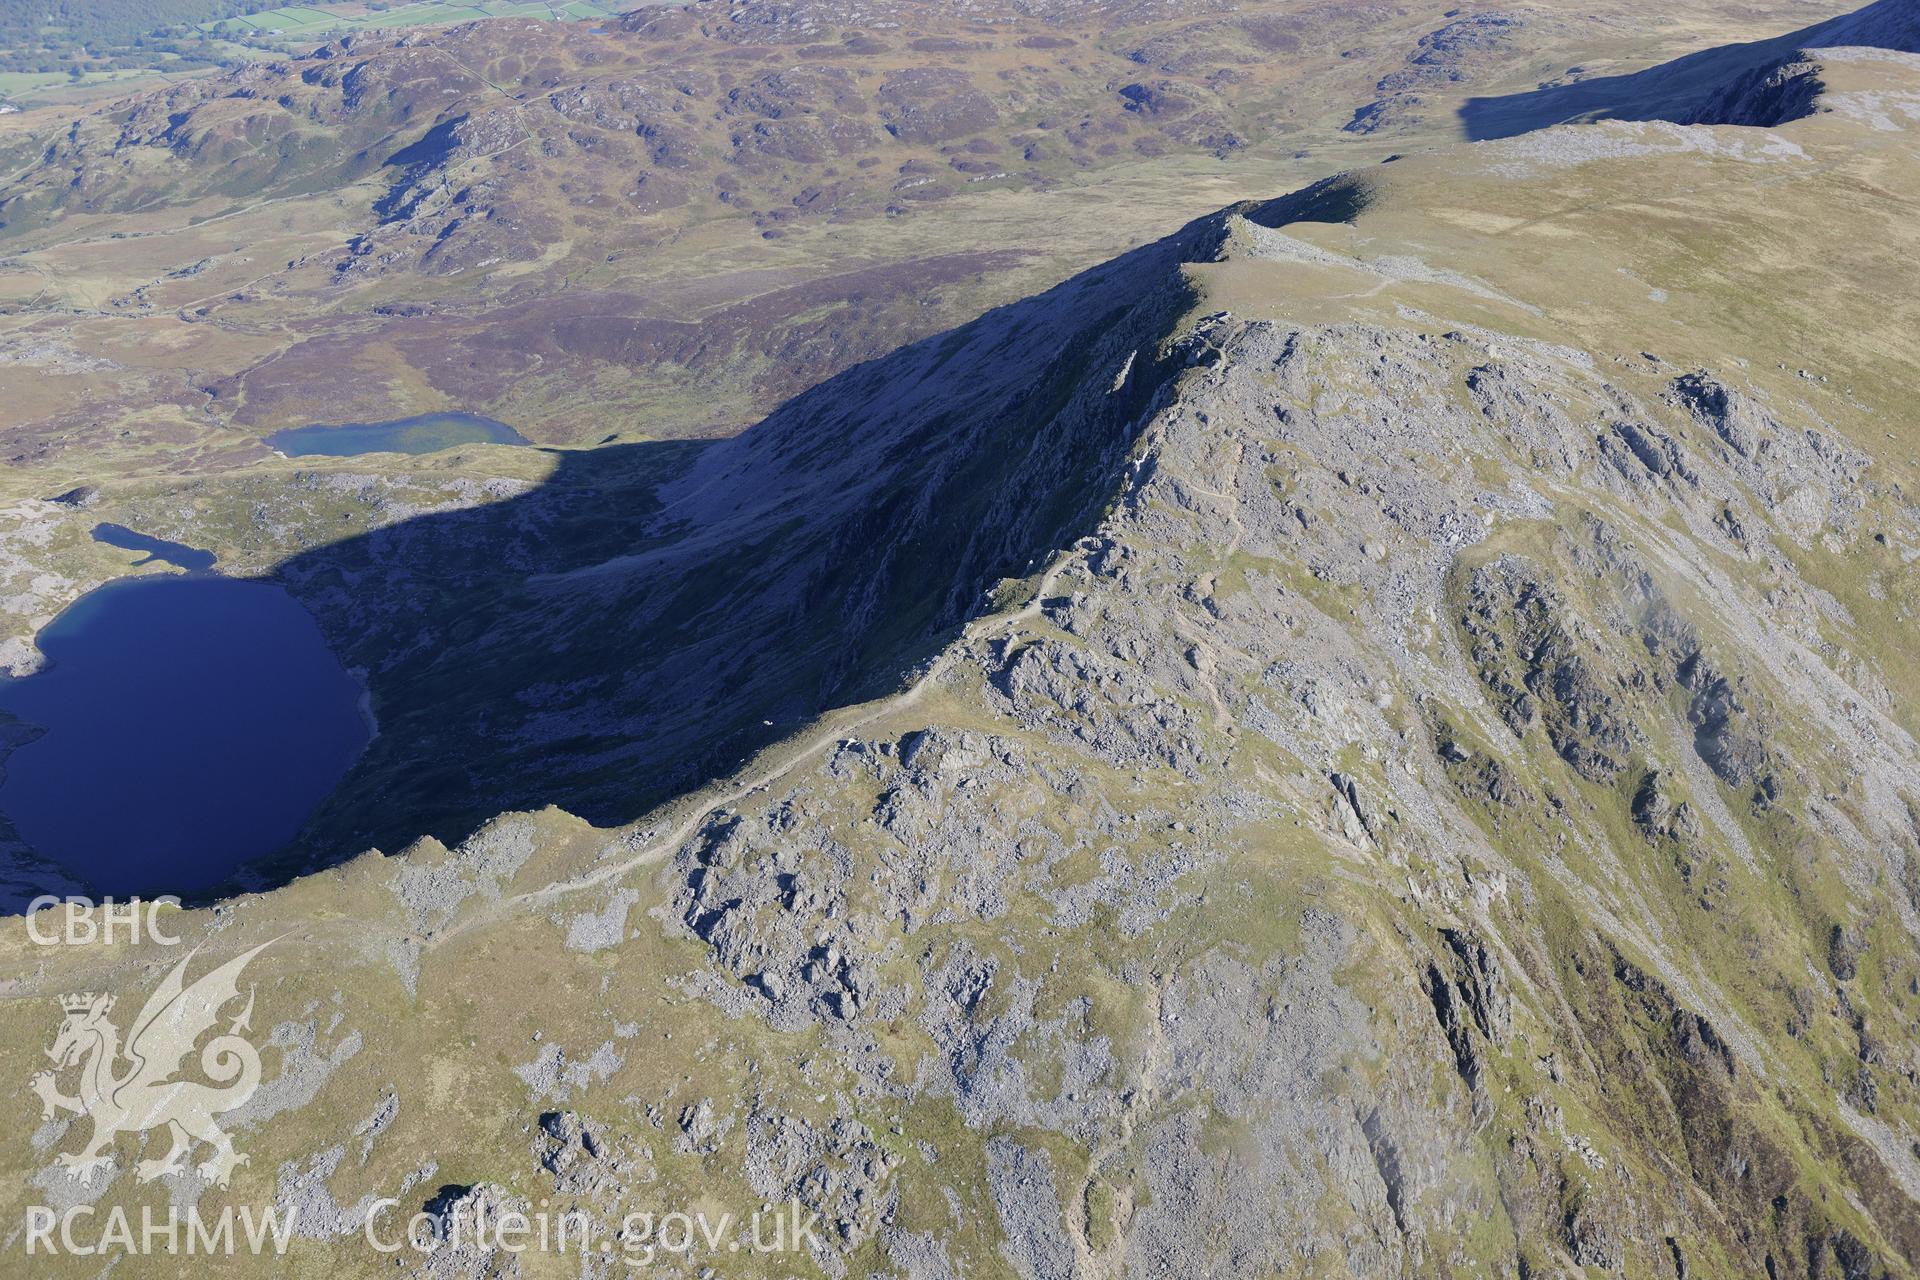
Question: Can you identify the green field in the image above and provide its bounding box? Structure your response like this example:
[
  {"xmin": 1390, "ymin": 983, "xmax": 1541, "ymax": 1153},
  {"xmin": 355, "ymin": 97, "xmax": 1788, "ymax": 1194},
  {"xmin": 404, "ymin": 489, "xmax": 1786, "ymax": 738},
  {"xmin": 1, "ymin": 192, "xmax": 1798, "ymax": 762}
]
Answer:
[
  {"xmin": 201, "ymin": 0, "xmax": 639, "ymax": 42},
  {"xmin": 0, "ymin": 0, "xmax": 655, "ymax": 109},
  {"xmin": 0, "ymin": 64, "xmax": 216, "ymax": 109}
]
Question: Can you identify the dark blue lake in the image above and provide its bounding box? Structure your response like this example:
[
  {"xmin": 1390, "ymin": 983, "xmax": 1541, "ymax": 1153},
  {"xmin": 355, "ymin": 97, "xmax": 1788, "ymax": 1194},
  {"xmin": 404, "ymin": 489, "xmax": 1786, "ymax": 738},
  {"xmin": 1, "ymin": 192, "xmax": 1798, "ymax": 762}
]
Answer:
[
  {"xmin": 268, "ymin": 412, "xmax": 528, "ymax": 457},
  {"xmin": 91, "ymin": 522, "xmax": 218, "ymax": 571},
  {"xmin": 0, "ymin": 575, "xmax": 369, "ymax": 896}
]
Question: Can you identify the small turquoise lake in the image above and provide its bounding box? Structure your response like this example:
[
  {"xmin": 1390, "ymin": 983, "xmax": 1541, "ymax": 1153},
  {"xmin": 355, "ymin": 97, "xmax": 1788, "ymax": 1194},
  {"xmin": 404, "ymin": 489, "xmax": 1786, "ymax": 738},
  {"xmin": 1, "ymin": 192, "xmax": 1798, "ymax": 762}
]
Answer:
[
  {"xmin": 268, "ymin": 412, "xmax": 528, "ymax": 457},
  {"xmin": 0, "ymin": 573, "xmax": 369, "ymax": 897}
]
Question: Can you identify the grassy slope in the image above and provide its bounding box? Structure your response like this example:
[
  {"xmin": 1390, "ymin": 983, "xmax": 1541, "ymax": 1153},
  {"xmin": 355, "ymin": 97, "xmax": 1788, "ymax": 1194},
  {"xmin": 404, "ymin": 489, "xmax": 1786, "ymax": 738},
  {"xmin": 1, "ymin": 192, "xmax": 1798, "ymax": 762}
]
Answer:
[{"xmin": 1, "ymin": 15, "xmax": 1917, "ymax": 1278}]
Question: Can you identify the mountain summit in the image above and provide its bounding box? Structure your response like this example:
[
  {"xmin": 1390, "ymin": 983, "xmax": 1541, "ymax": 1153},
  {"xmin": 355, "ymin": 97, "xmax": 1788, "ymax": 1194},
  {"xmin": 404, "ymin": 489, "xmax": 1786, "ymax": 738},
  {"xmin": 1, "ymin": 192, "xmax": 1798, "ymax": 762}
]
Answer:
[{"xmin": 1, "ymin": 4, "xmax": 1918, "ymax": 1277}]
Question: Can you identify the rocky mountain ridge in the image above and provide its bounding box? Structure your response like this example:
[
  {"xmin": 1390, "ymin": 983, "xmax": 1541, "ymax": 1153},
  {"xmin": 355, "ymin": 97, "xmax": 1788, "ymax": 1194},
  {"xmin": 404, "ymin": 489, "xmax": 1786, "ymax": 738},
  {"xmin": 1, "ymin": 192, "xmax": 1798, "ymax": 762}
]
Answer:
[{"xmin": 3, "ymin": 7, "xmax": 1920, "ymax": 1279}]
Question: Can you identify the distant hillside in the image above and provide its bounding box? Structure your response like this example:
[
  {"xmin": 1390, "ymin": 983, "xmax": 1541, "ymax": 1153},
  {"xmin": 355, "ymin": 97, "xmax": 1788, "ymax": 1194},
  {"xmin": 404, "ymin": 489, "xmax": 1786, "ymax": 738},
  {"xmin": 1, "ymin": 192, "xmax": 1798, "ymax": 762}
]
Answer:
[{"xmin": 0, "ymin": 0, "xmax": 263, "ymax": 74}]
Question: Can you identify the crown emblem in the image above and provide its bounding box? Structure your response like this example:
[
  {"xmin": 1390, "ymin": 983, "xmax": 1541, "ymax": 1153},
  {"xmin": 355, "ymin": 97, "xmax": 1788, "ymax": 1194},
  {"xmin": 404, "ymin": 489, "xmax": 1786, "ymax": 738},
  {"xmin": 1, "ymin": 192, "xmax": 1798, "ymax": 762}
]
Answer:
[{"xmin": 59, "ymin": 992, "xmax": 108, "ymax": 1015}]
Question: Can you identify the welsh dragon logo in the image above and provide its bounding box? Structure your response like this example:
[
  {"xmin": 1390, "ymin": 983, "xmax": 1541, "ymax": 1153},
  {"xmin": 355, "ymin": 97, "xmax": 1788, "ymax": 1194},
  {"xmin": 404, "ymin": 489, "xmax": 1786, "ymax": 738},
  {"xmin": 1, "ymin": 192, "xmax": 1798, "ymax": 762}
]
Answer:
[{"xmin": 31, "ymin": 942, "xmax": 271, "ymax": 1187}]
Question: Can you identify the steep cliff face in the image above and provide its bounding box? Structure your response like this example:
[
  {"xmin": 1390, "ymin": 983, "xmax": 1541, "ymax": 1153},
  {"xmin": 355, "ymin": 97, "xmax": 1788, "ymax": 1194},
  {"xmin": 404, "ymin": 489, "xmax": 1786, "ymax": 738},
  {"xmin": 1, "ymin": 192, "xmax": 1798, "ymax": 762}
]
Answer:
[
  {"xmin": 1463, "ymin": 0, "xmax": 1920, "ymax": 137},
  {"xmin": 264, "ymin": 213, "xmax": 1213, "ymax": 863},
  {"xmin": 4, "ymin": 19, "xmax": 1920, "ymax": 1280}
]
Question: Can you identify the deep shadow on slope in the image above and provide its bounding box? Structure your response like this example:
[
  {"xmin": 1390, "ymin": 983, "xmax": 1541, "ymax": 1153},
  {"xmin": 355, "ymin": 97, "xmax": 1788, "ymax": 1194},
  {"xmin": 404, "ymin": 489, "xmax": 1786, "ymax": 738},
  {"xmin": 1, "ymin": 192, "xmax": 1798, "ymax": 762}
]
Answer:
[
  {"xmin": 0, "ymin": 206, "xmax": 1231, "ymax": 907},
  {"xmin": 1460, "ymin": 0, "xmax": 1920, "ymax": 140},
  {"xmin": 205, "ymin": 206, "xmax": 1254, "ymax": 894}
]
